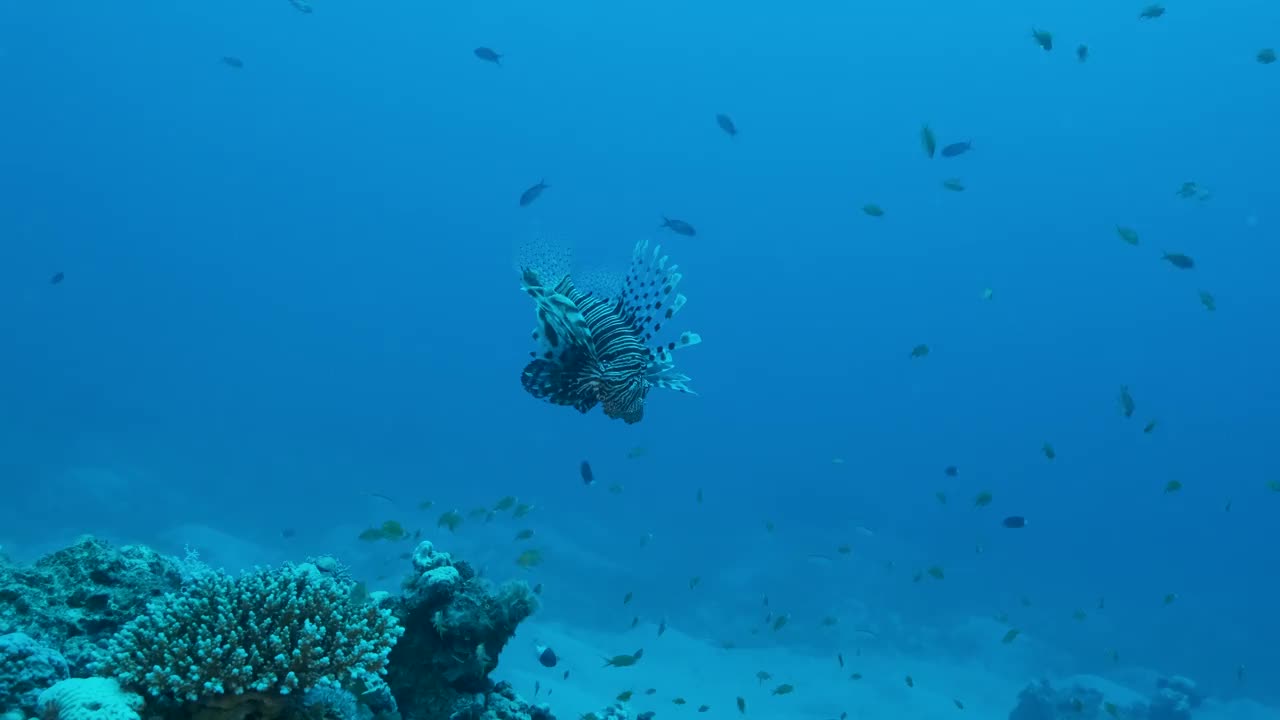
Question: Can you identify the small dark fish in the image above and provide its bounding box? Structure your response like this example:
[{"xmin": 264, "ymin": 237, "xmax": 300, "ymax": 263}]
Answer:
[
  {"xmin": 1032, "ymin": 28, "xmax": 1053, "ymax": 51},
  {"xmin": 533, "ymin": 582, "xmax": 543, "ymax": 595},
  {"xmin": 221, "ymin": 56, "xmax": 244, "ymax": 69},
  {"xmin": 905, "ymin": 675, "xmax": 915, "ymax": 688},
  {"xmin": 280, "ymin": 527, "xmax": 296, "ymax": 539},
  {"xmin": 660, "ymin": 217, "xmax": 697, "ymax": 236},
  {"xmin": 49, "ymin": 271, "xmax": 64, "ymax": 285},
  {"xmin": 921, "ymin": 124, "xmax": 937, "ymax": 158},
  {"xmin": 1118, "ymin": 385, "xmax": 1135, "ymax": 418},
  {"xmin": 535, "ymin": 680, "xmax": 540, "ymax": 697},
  {"xmin": 944, "ymin": 465, "xmax": 958, "ymax": 477},
  {"xmin": 837, "ymin": 652, "xmax": 844, "ymax": 668},
  {"xmin": 954, "ymin": 700, "xmax": 965, "ymax": 710},
  {"xmin": 638, "ymin": 713, "xmax": 656, "ymax": 720},
  {"xmin": 580, "ymin": 460, "xmax": 594, "ymax": 485},
  {"xmin": 1259, "ymin": 49, "xmax": 1277, "ymax": 64},
  {"xmin": 940, "ymin": 141, "xmax": 972, "ymax": 158},
  {"xmin": 536, "ymin": 644, "xmax": 558, "ymax": 668},
  {"xmin": 563, "ymin": 670, "xmax": 570, "ymax": 680},
  {"xmin": 520, "ymin": 180, "xmax": 549, "ymax": 207},
  {"xmin": 1162, "ymin": 252, "xmax": 1195, "ymax": 269},
  {"xmin": 1002, "ymin": 515, "xmax": 1027, "ymax": 529},
  {"xmin": 1139, "ymin": 4, "xmax": 1165, "ymax": 19},
  {"xmin": 287, "ymin": 0, "xmax": 313, "ymax": 13},
  {"xmin": 737, "ymin": 697, "xmax": 747, "ymax": 715},
  {"xmin": 474, "ymin": 47, "xmax": 502, "ymax": 65},
  {"xmin": 657, "ymin": 618, "xmax": 667, "ymax": 636},
  {"xmin": 716, "ymin": 113, "xmax": 738, "ymax": 137},
  {"xmin": 1077, "ymin": 44, "xmax": 1089, "ymax": 62}
]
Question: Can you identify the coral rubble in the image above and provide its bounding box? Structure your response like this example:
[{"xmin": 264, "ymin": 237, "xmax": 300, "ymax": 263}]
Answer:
[{"xmin": 0, "ymin": 537, "xmax": 185, "ymax": 674}]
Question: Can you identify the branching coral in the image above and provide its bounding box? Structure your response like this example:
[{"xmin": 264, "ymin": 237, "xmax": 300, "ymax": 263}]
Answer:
[{"xmin": 95, "ymin": 562, "xmax": 404, "ymax": 702}]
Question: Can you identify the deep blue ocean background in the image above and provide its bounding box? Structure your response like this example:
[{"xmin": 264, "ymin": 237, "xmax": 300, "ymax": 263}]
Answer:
[{"xmin": 2, "ymin": 0, "xmax": 1278, "ymax": 716}]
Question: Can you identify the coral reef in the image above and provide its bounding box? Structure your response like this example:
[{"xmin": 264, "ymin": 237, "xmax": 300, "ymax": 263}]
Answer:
[
  {"xmin": 0, "ymin": 632, "xmax": 70, "ymax": 716},
  {"xmin": 1010, "ymin": 680, "xmax": 1115, "ymax": 720},
  {"xmin": 95, "ymin": 561, "xmax": 404, "ymax": 701},
  {"xmin": 0, "ymin": 537, "xmax": 184, "ymax": 674},
  {"xmin": 1009, "ymin": 676, "xmax": 1204, "ymax": 720},
  {"xmin": 444, "ymin": 682, "xmax": 554, "ymax": 720},
  {"xmin": 385, "ymin": 541, "xmax": 539, "ymax": 720},
  {"xmin": 0, "ymin": 536, "xmax": 565, "ymax": 720}
]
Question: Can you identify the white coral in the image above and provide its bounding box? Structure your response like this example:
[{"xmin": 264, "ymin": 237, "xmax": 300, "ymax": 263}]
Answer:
[{"xmin": 37, "ymin": 678, "xmax": 143, "ymax": 720}]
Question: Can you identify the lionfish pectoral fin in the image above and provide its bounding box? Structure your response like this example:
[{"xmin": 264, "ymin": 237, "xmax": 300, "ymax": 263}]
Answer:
[
  {"xmin": 619, "ymin": 240, "xmax": 689, "ymax": 339},
  {"xmin": 522, "ymin": 358, "xmax": 600, "ymax": 413},
  {"xmin": 652, "ymin": 331, "xmax": 702, "ymax": 362},
  {"xmin": 647, "ymin": 366, "xmax": 697, "ymax": 395},
  {"xmin": 647, "ymin": 331, "xmax": 702, "ymax": 394}
]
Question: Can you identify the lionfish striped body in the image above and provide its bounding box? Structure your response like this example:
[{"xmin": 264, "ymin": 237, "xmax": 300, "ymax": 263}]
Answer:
[{"xmin": 520, "ymin": 240, "xmax": 701, "ymax": 424}]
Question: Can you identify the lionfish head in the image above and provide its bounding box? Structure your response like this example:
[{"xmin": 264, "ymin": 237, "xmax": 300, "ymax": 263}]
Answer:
[{"xmin": 601, "ymin": 375, "xmax": 649, "ymax": 425}]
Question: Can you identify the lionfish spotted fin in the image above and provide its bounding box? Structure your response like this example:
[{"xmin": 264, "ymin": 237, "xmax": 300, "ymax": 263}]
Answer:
[
  {"xmin": 620, "ymin": 240, "xmax": 688, "ymax": 342},
  {"xmin": 646, "ymin": 331, "xmax": 703, "ymax": 393}
]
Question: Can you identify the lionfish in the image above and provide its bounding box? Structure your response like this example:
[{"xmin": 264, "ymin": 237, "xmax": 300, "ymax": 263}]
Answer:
[{"xmin": 519, "ymin": 239, "xmax": 701, "ymax": 424}]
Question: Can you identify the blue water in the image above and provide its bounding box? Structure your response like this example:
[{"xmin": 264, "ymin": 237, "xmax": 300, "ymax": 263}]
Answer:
[{"xmin": 2, "ymin": 0, "xmax": 1278, "ymax": 713}]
